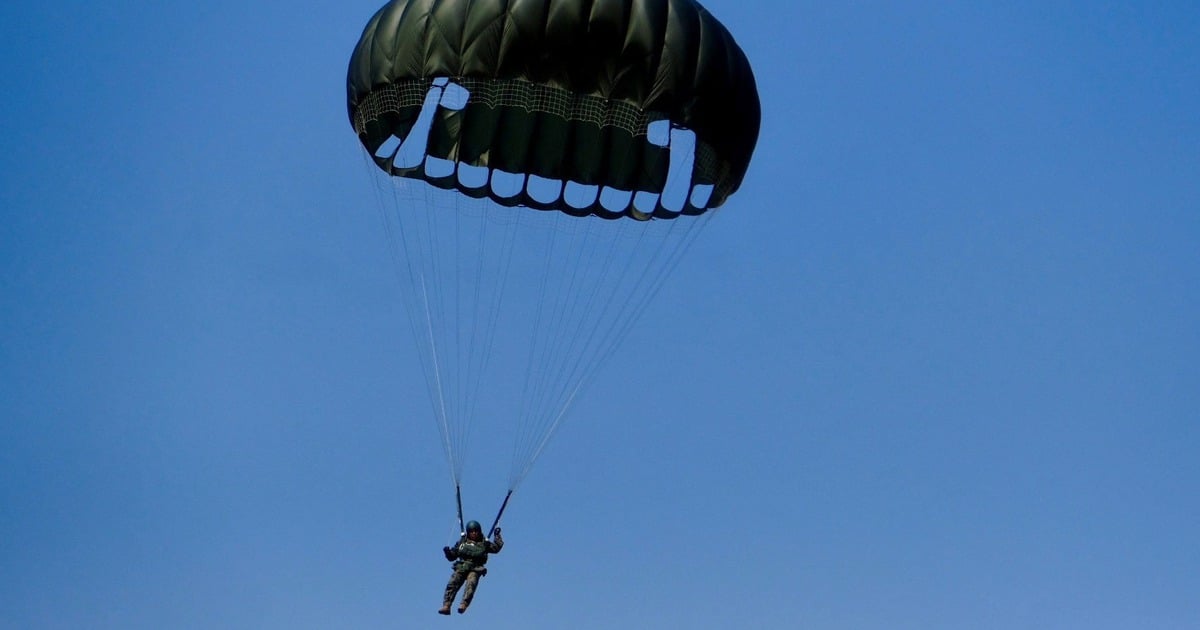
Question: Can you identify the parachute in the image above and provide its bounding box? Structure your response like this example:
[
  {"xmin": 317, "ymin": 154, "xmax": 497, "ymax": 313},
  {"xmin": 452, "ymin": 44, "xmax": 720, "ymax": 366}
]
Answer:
[{"xmin": 347, "ymin": 0, "xmax": 759, "ymax": 525}]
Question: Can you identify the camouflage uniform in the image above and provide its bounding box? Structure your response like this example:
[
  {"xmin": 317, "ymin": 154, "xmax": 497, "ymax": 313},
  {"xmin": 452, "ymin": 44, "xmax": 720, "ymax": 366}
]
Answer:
[{"xmin": 440, "ymin": 524, "xmax": 503, "ymax": 614}]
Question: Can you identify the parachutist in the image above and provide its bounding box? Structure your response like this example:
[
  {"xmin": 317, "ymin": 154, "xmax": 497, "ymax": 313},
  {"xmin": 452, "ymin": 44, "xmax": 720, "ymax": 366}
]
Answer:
[{"xmin": 439, "ymin": 520, "xmax": 504, "ymax": 615}]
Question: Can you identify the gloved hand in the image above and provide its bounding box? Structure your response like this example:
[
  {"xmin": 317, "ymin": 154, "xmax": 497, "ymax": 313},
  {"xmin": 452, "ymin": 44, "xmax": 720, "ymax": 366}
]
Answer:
[
  {"xmin": 443, "ymin": 546, "xmax": 455, "ymax": 561},
  {"xmin": 492, "ymin": 527, "xmax": 501, "ymax": 536}
]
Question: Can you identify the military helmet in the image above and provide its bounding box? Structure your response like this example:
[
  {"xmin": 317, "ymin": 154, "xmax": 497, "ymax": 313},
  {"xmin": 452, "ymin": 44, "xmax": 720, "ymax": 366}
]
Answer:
[{"xmin": 465, "ymin": 520, "xmax": 482, "ymax": 533}]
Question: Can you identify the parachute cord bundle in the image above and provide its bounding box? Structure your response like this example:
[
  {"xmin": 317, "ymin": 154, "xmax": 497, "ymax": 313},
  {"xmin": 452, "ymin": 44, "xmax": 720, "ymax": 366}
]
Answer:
[
  {"xmin": 367, "ymin": 160, "xmax": 716, "ymax": 502},
  {"xmin": 368, "ymin": 159, "xmax": 520, "ymax": 489},
  {"xmin": 506, "ymin": 208, "xmax": 715, "ymax": 489},
  {"xmin": 365, "ymin": 154, "xmax": 458, "ymax": 486}
]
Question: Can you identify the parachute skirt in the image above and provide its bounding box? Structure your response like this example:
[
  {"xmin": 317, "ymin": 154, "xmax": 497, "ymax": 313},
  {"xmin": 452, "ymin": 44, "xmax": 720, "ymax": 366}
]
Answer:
[{"xmin": 353, "ymin": 77, "xmax": 735, "ymax": 219}]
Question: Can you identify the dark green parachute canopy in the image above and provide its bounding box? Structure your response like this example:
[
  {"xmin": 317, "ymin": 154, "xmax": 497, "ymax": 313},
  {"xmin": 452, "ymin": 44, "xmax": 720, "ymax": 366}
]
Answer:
[{"xmin": 347, "ymin": 0, "xmax": 760, "ymax": 219}]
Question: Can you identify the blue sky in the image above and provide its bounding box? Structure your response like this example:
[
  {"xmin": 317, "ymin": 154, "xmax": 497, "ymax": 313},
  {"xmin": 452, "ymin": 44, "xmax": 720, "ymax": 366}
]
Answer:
[{"xmin": 2, "ymin": 1, "xmax": 1198, "ymax": 628}]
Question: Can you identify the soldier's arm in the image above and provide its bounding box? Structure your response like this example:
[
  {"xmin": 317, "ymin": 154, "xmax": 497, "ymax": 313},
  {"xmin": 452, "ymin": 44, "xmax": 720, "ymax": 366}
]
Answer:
[
  {"xmin": 488, "ymin": 530, "xmax": 503, "ymax": 553},
  {"xmin": 444, "ymin": 536, "xmax": 466, "ymax": 561}
]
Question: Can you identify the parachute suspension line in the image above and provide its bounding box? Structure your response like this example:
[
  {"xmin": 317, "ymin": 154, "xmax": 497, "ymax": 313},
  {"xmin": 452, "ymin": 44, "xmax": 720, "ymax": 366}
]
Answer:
[
  {"xmin": 510, "ymin": 217, "xmax": 592, "ymax": 487},
  {"xmin": 582, "ymin": 213, "xmax": 716, "ymax": 385},
  {"xmin": 402, "ymin": 182, "xmax": 528, "ymax": 490},
  {"xmin": 417, "ymin": 185, "xmax": 461, "ymax": 480},
  {"xmin": 535, "ymin": 217, "xmax": 641, "ymax": 425},
  {"xmin": 372, "ymin": 162, "xmax": 718, "ymax": 493},
  {"xmin": 448, "ymin": 190, "xmax": 468, "ymax": 480},
  {"xmin": 505, "ymin": 213, "xmax": 641, "ymax": 488},
  {"xmin": 417, "ymin": 273, "xmax": 457, "ymax": 481},
  {"xmin": 463, "ymin": 206, "xmax": 523, "ymax": 457},
  {"xmin": 507, "ymin": 211, "xmax": 717, "ymax": 489},
  {"xmin": 520, "ymin": 217, "xmax": 593, "ymax": 444},
  {"xmin": 460, "ymin": 199, "xmax": 485, "ymax": 457},
  {"xmin": 452, "ymin": 195, "xmax": 522, "ymax": 483},
  {"xmin": 379, "ymin": 172, "xmax": 535, "ymax": 492},
  {"xmin": 543, "ymin": 217, "xmax": 620, "ymax": 417},
  {"xmin": 367, "ymin": 154, "xmax": 718, "ymax": 496},
  {"xmin": 514, "ymin": 213, "xmax": 613, "ymax": 487},
  {"xmin": 372, "ymin": 171, "xmax": 484, "ymax": 487},
  {"xmin": 362, "ymin": 160, "xmax": 462, "ymax": 487},
  {"xmin": 509, "ymin": 214, "xmax": 628, "ymax": 487},
  {"xmin": 531, "ymin": 214, "xmax": 710, "ymax": 479},
  {"xmin": 507, "ymin": 216, "xmax": 641, "ymax": 487},
  {"xmin": 510, "ymin": 217, "xmax": 565, "ymax": 485},
  {"xmin": 451, "ymin": 196, "xmax": 462, "ymax": 474},
  {"xmin": 406, "ymin": 183, "xmax": 465, "ymax": 483}
]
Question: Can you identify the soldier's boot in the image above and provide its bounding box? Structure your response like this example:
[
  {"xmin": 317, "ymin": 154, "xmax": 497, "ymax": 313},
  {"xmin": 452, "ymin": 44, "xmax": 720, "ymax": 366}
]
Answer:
[
  {"xmin": 438, "ymin": 601, "xmax": 452, "ymax": 615},
  {"xmin": 457, "ymin": 600, "xmax": 470, "ymax": 614}
]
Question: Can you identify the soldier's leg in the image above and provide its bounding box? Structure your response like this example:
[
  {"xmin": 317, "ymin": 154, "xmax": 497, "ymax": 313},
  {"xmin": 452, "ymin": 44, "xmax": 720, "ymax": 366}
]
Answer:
[
  {"xmin": 441, "ymin": 570, "xmax": 466, "ymax": 613},
  {"xmin": 458, "ymin": 572, "xmax": 481, "ymax": 613}
]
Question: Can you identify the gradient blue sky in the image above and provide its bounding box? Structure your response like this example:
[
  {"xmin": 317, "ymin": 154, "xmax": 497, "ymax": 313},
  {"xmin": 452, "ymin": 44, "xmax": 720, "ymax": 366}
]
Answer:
[{"xmin": 2, "ymin": 1, "xmax": 1198, "ymax": 628}]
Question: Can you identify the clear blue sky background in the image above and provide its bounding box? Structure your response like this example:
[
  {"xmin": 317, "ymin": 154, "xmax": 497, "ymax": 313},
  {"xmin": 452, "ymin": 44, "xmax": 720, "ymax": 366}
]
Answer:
[{"xmin": 2, "ymin": 1, "xmax": 1198, "ymax": 628}]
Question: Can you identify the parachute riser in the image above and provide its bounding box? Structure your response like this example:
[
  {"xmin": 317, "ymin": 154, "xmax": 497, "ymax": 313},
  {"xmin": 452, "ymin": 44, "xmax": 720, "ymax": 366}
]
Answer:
[
  {"xmin": 488, "ymin": 490, "xmax": 513, "ymax": 539},
  {"xmin": 456, "ymin": 485, "xmax": 465, "ymax": 535}
]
